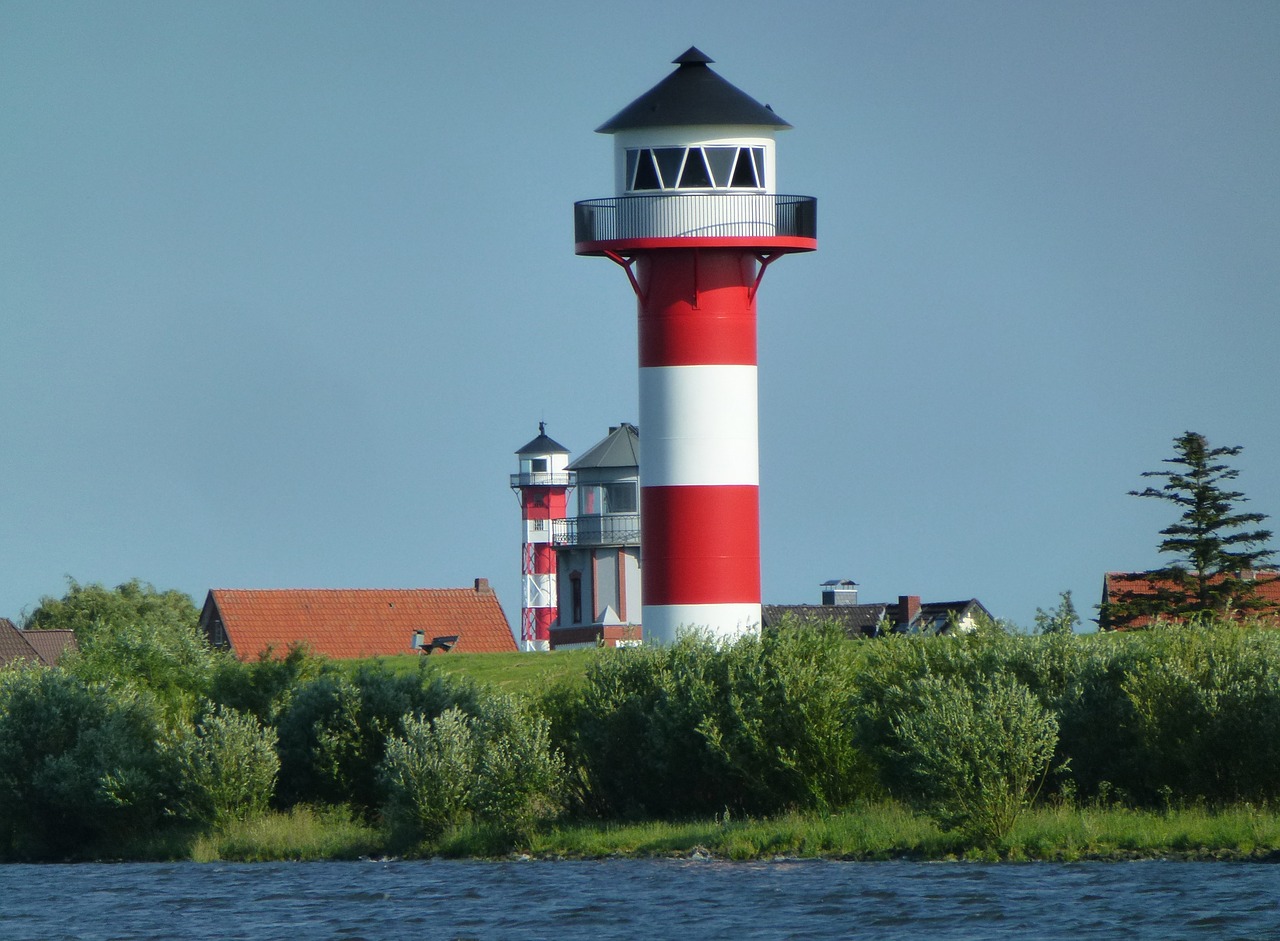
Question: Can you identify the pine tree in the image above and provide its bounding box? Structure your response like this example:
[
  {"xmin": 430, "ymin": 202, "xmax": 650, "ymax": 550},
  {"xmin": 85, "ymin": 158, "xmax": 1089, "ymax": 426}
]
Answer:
[{"xmin": 1104, "ymin": 431, "xmax": 1276, "ymax": 628}]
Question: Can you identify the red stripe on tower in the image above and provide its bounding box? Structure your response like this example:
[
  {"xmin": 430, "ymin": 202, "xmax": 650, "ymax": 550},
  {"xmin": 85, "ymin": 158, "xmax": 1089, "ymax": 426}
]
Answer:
[{"xmin": 577, "ymin": 48, "xmax": 816, "ymax": 644}]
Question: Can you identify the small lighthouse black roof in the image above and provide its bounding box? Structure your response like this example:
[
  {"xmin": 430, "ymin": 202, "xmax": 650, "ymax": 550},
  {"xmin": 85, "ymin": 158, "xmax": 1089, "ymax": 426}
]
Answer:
[
  {"xmin": 516, "ymin": 422, "xmax": 569, "ymax": 456},
  {"xmin": 596, "ymin": 47, "xmax": 791, "ymax": 134}
]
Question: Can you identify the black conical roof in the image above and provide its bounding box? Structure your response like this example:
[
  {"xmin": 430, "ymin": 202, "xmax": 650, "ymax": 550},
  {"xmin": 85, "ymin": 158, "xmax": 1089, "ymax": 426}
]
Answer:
[
  {"xmin": 596, "ymin": 47, "xmax": 791, "ymax": 134},
  {"xmin": 516, "ymin": 422, "xmax": 570, "ymax": 455}
]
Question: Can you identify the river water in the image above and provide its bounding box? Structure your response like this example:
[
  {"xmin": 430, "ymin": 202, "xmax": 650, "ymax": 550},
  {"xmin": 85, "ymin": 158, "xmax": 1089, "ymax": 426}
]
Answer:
[{"xmin": 1, "ymin": 859, "xmax": 1276, "ymax": 939}]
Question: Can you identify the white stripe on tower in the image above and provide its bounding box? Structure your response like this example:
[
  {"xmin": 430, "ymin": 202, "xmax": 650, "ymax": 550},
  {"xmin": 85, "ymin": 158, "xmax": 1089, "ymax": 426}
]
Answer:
[{"xmin": 638, "ymin": 365, "xmax": 758, "ymax": 487}]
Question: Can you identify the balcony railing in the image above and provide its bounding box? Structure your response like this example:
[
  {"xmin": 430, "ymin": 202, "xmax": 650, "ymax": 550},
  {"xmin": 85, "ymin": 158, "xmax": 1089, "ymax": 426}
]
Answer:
[
  {"xmin": 552, "ymin": 514, "xmax": 641, "ymax": 547},
  {"xmin": 510, "ymin": 471, "xmax": 576, "ymax": 489},
  {"xmin": 575, "ymin": 194, "xmax": 817, "ymax": 244}
]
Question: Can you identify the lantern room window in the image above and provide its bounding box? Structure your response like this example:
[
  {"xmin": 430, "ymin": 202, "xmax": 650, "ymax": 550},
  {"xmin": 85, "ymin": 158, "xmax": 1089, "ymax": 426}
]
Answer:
[{"xmin": 626, "ymin": 146, "xmax": 765, "ymax": 192}]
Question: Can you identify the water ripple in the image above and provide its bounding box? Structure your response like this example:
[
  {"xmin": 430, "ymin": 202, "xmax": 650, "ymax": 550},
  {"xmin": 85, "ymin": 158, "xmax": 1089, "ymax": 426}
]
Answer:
[{"xmin": 0, "ymin": 859, "xmax": 1277, "ymax": 940}]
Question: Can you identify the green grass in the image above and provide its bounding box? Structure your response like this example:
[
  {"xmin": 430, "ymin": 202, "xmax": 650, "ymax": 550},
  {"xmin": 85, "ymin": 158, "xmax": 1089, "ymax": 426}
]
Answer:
[
  {"xmin": 178, "ymin": 802, "xmax": 1280, "ymax": 863},
  {"xmin": 359, "ymin": 648, "xmax": 598, "ymax": 696},
  {"xmin": 190, "ymin": 806, "xmax": 384, "ymax": 862}
]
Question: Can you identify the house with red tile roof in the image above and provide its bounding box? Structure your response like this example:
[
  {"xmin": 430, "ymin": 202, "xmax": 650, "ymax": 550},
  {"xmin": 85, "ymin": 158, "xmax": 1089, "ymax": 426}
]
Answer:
[
  {"xmin": 1100, "ymin": 570, "xmax": 1280, "ymax": 630},
  {"xmin": 0, "ymin": 618, "xmax": 78, "ymax": 667},
  {"xmin": 199, "ymin": 578, "xmax": 517, "ymax": 660}
]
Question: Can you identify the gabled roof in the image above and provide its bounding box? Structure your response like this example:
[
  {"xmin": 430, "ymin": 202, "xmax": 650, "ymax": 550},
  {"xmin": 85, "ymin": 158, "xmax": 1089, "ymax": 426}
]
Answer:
[
  {"xmin": 762, "ymin": 603, "xmax": 885, "ymax": 638},
  {"xmin": 763, "ymin": 598, "xmax": 992, "ymax": 638},
  {"xmin": 596, "ymin": 47, "xmax": 791, "ymax": 134},
  {"xmin": 1101, "ymin": 570, "xmax": 1280, "ymax": 629},
  {"xmin": 0, "ymin": 620, "xmax": 77, "ymax": 667},
  {"xmin": 910, "ymin": 600, "xmax": 992, "ymax": 635},
  {"xmin": 0, "ymin": 618, "xmax": 39, "ymax": 667},
  {"xmin": 21, "ymin": 629, "xmax": 77, "ymax": 664},
  {"xmin": 516, "ymin": 422, "xmax": 569, "ymax": 456},
  {"xmin": 202, "ymin": 583, "xmax": 517, "ymax": 661},
  {"xmin": 569, "ymin": 423, "xmax": 640, "ymax": 471}
]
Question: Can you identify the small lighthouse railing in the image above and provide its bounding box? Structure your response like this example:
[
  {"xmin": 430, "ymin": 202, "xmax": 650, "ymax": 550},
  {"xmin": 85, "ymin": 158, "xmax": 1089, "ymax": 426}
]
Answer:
[
  {"xmin": 552, "ymin": 514, "xmax": 642, "ymax": 547},
  {"xmin": 510, "ymin": 471, "xmax": 576, "ymax": 489},
  {"xmin": 574, "ymin": 194, "xmax": 816, "ymax": 244}
]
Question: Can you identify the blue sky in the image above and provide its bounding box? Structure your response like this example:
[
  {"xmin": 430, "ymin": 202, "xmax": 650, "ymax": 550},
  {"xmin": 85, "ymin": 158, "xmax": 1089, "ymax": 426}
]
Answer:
[{"xmin": 3, "ymin": 1, "xmax": 1277, "ymax": 631}]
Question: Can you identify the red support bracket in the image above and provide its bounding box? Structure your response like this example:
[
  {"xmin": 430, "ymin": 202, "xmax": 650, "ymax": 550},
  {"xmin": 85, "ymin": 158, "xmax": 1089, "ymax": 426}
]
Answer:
[
  {"xmin": 748, "ymin": 253, "xmax": 779, "ymax": 301},
  {"xmin": 603, "ymin": 251, "xmax": 645, "ymax": 300}
]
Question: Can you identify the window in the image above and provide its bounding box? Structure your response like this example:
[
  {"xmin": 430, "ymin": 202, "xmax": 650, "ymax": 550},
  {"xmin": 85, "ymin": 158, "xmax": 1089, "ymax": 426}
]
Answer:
[
  {"xmin": 605, "ymin": 482, "xmax": 637, "ymax": 514},
  {"xmin": 626, "ymin": 146, "xmax": 766, "ymax": 192},
  {"xmin": 530, "ymin": 458, "xmax": 547, "ymax": 473},
  {"xmin": 632, "ymin": 150, "xmax": 661, "ymax": 190},
  {"xmin": 678, "ymin": 148, "xmax": 713, "ymax": 188},
  {"xmin": 730, "ymin": 148, "xmax": 761, "ymax": 188},
  {"xmin": 570, "ymin": 573, "xmax": 582, "ymax": 624}
]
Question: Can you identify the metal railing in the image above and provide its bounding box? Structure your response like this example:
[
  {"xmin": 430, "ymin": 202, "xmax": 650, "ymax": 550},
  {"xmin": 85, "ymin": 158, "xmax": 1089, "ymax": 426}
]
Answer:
[
  {"xmin": 509, "ymin": 471, "xmax": 576, "ymax": 489},
  {"xmin": 575, "ymin": 194, "xmax": 816, "ymax": 244},
  {"xmin": 552, "ymin": 514, "xmax": 642, "ymax": 547}
]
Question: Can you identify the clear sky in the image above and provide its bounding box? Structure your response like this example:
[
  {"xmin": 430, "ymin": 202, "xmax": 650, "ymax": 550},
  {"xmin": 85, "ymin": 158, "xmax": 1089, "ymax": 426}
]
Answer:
[{"xmin": 3, "ymin": 1, "xmax": 1277, "ymax": 632}]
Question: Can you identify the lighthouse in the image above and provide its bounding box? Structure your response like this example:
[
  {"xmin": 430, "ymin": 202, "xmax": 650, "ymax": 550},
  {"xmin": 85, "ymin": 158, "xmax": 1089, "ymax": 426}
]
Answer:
[
  {"xmin": 511, "ymin": 424, "xmax": 574, "ymax": 651},
  {"xmin": 575, "ymin": 48, "xmax": 817, "ymax": 644}
]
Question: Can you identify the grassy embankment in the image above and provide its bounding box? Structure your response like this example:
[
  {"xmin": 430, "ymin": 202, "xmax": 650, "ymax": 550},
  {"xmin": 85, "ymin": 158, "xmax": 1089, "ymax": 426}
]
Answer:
[
  {"xmin": 176, "ymin": 648, "xmax": 1280, "ymax": 864},
  {"xmin": 183, "ymin": 801, "xmax": 1280, "ymax": 863}
]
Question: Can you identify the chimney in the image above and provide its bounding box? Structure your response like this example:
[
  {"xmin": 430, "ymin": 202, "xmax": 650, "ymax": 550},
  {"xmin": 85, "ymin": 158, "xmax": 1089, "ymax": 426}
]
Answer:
[
  {"xmin": 474, "ymin": 577, "xmax": 491, "ymax": 593},
  {"xmin": 899, "ymin": 595, "xmax": 921, "ymax": 627}
]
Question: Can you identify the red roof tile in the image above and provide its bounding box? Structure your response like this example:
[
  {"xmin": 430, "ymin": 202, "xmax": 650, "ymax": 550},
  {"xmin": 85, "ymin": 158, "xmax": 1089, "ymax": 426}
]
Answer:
[
  {"xmin": 0, "ymin": 618, "xmax": 41, "ymax": 667},
  {"xmin": 1102, "ymin": 570, "xmax": 1280, "ymax": 629},
  {"xmin": 20, "ymin": 629, "xmax": 77, "ymax": 665},
  {"xmin": 203, "ymin": 582, "xmax": 517, "ymax": 661}
]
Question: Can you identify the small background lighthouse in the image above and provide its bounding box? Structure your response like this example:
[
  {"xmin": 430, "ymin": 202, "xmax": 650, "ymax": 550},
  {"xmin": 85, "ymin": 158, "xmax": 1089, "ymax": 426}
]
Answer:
[
  {"xmin": 575, "ymin": 48, "xmax": 817, "ymax": 644},
  {"xmin": 511, "ymin": 424, "xmax": 573, "ymax": 651}
]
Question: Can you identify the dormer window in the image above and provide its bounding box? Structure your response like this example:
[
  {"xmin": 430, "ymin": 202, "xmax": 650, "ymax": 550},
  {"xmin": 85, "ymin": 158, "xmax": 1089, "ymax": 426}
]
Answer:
[{"xmin": 626, "ymin": 146, "xmax": 765, "ymax": 192}]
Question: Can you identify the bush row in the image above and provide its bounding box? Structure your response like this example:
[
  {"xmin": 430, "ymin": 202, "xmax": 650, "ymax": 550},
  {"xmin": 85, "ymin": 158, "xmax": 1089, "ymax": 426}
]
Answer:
[{"xmin": 5, "ymin": 613, "xmax": 1280, "ymax": 857}]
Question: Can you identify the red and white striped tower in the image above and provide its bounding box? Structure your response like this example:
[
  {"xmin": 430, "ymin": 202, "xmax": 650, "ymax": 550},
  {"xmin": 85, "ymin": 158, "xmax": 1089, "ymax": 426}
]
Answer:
[
  {"xmin": 511, "ymin": 424, "xmax": 574, "ymax": 651},
  {"xmin": 575, "ymin": 48, "xmax": 817, "ymax": 644}
]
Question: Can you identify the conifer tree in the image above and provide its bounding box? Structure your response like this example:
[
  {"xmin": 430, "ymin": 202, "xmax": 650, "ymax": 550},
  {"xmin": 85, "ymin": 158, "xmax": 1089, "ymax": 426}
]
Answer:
[{"xmin": 1104, "ymin": 432, "xmax": 1276, "ymax": 628}]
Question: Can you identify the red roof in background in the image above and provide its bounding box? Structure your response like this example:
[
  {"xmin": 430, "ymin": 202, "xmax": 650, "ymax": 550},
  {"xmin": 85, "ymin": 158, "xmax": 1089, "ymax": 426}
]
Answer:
[
  {"xmin": 0, "ymin": 620, "xmax": 77, "ymax": 667},
  {"xmin": 21, "ymin": 629, "xmax": 77, "ymax": 665},
  {"xmin": 203, "ymin": 583, "xmax": 517, "ymax": 660},
  {"xmin": 1102, "ymin": 570, "xmax": 1280, "ymax": 629}
]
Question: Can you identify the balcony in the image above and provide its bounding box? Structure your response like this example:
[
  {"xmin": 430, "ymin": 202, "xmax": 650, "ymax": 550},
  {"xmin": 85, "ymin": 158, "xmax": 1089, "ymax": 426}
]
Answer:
[
  {"xmin": 574, "ymin": 194, "xmax": 817, "ymax": 253},
  {"xmin": 552, "ymin": 514, "xmax": 641, "ymax": 547},
  {"xmin": 509, "ymin": 471, "xmax": 576, "ymax": 490}
]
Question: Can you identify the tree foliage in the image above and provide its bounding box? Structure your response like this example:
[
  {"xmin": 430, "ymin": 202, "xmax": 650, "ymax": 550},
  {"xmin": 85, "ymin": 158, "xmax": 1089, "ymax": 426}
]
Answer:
[
  {"xmin": 1104, "ymin": 432, "xmax": 1276, "ymax": 627},
  {"xmin": 1034, "ymin": 591, "xmax": 1080, "ymax": 635},
  {"xmin": 24, "ymin": 578, "xmax": 198, "ymax": 640}
]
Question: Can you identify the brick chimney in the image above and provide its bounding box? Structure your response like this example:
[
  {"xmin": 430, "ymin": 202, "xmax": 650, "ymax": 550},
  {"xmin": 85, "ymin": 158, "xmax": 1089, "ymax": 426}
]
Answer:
[
  {"xmin": 898, "ymin": 595, "xmax": 921, "ymax": 628},
  {"xmin": 474, "ymin": 577, "xmax": 491, "ymax": 593}
]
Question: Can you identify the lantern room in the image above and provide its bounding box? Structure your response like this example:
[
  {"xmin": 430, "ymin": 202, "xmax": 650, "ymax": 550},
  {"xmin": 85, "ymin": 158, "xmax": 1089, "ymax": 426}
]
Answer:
[{"xmin": 575, "ymin": 47, "xmax": 815, "ymax": 253}]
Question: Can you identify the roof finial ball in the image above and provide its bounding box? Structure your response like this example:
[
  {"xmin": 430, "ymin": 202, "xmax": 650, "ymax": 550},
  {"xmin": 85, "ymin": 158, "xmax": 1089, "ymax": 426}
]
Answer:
[{"xmin": 574, "ymin": 49, "xmax": 817, "ymax": 645}]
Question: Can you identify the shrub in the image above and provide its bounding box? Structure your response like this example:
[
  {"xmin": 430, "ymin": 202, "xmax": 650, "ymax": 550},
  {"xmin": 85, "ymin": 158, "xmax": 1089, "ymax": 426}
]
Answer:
[
  {"xmin": 176, "ymin": 705, "xmax": 280, "ymax": 825},
  {"xmin": 274, "ymin": 665, "xmax": 481, "ymax": 813},
  {"xmin": 382, "ymin": 708, "xmax": 476, "ymax": 844},
  {"xmin": 1121, "ymin": 624, "xmax": 1280, "ymax": 803},
  {"xmin": 551, "ymin": 628, "xmax": 871, "ymax": 819},
  {"xmin": 208, "ymin": 644, "xmax": 326, "ymax": 726},
  {"xmin": 381, "ymin": 692, "xmax": 563, "ymax": 847},
  {"xmin": 470, "ymin": 692, "xmax": 563, "ymax": 838},
  {"xmin": 0, "ymin": 667, "xmax": 176, "ymax": 858},
  {"xmin": 890, "ymin": 673, "xmax": 1059, "ymax": 844}
]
